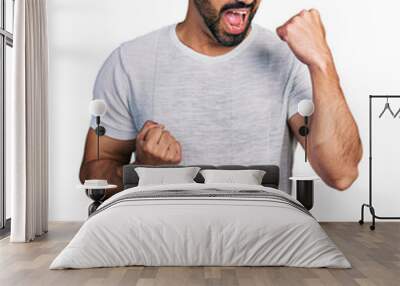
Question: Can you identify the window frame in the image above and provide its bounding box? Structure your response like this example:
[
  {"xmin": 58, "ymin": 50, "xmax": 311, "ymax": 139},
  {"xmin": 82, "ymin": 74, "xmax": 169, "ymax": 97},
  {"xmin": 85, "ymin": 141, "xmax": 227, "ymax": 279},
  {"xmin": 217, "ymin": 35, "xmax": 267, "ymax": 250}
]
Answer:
[{"xmin": 0, "ymin": 0, "xmax": 14, "ymax": 234}]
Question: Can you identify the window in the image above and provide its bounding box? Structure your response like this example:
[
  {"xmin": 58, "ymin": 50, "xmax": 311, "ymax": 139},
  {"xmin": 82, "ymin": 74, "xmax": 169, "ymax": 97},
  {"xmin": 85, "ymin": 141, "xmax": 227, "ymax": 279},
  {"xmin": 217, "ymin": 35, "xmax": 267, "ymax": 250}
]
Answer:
[{"xmin": 0, "ymin": 0, "xmax": 14, "ymax": 235}]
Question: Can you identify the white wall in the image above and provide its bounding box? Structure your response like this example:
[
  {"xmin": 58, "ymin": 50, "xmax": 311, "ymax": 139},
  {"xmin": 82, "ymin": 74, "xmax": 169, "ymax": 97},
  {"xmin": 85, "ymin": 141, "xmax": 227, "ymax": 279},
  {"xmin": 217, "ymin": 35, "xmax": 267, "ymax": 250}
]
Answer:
[{"xmin": 48, "ymin": 0, "xmax": 400, "ymax": 221}]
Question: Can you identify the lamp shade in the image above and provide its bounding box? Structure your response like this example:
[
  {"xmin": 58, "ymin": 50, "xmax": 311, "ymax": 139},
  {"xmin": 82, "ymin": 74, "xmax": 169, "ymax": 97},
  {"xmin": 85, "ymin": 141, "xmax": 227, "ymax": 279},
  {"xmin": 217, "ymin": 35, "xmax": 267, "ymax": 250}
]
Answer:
[
  {"xmin": 89, "ymin": 99, "xmax": 107, "ymax": 116},
  {"xmin": 298, "ymin": 100, "xmax": 315, "ymax": 117}
]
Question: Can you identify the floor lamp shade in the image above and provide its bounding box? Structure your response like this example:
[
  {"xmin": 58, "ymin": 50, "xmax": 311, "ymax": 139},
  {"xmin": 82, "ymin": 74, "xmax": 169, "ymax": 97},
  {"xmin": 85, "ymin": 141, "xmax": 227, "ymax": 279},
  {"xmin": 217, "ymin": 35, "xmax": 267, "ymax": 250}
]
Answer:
[
  {"xmin": 89, "ymin": 99, "xmax": 107, "ymax": 117},
  {"xmin": 298, "ymin": 99, "xmax": 315, "ymax": 117}
]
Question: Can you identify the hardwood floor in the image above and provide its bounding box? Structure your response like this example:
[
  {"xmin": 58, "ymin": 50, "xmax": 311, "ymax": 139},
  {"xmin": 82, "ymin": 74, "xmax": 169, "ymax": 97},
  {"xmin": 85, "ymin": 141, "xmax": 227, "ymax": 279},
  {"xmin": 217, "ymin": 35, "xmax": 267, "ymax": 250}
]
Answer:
[{"xmin": 0, "ymin": 222, "xmax": 399, "ymax": 286}]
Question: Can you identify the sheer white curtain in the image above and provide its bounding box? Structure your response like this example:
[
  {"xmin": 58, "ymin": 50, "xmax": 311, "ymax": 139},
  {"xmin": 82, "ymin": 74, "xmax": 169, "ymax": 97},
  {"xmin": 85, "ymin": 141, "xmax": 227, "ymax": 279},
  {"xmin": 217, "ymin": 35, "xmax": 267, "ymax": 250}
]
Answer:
[{"xmin": 10, "ymin": 0, "xmax": 48, "ymax": 242}]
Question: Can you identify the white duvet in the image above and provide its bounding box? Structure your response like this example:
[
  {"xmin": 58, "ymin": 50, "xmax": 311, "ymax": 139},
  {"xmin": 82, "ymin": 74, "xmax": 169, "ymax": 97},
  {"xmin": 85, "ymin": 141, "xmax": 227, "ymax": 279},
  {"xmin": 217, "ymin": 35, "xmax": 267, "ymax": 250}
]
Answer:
[{"xmin": 50, "ymin": 183, "xmax": 350, "ymax": 269}]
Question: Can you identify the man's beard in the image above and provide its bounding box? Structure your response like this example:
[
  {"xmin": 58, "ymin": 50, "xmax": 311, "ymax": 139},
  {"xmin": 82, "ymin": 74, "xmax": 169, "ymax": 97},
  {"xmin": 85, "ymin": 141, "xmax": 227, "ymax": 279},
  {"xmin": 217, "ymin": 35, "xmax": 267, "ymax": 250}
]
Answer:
[{"xmin": 193, "ymin": 0, "xmax": 257, "ymax": 47}]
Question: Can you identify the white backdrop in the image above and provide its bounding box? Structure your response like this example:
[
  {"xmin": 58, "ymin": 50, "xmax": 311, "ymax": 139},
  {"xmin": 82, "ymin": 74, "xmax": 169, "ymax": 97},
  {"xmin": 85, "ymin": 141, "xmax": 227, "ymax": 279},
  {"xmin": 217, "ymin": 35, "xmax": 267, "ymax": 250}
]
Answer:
[{"xmin": 48, "ymin": 0, "xmax": 400, "ymax": 221}]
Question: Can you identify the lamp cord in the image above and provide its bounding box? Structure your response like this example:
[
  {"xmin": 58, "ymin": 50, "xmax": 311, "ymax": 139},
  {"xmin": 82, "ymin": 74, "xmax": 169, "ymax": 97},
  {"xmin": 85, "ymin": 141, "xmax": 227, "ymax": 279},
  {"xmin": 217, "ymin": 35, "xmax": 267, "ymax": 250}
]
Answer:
[
  {"xmin": 96, "ymin": 116, "xmax": 101, "ymax": 161},
  {"xmin": 305, "ymin": 116, "xmax": 309, "ymax": 163},
  {"xmin": 305, "ymin": 133, "xmax": 308, "ymax": 162},
  {"xmin": 97, "ymin": 128, "xmax": 100, "ymax": 161}
]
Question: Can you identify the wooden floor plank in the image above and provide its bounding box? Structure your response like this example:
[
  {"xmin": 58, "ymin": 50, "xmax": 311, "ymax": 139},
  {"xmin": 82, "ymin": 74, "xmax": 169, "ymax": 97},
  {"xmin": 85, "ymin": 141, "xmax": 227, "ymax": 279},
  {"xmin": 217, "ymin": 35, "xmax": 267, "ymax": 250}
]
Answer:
[{"xmin": 0, "ymin": 222, "xmax": 399, "ymax": 286}]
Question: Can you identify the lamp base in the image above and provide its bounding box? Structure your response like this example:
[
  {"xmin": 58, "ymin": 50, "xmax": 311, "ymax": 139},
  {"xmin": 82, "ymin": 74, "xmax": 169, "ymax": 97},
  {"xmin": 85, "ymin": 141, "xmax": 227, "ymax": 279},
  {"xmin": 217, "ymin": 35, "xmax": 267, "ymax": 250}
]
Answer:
[
  {"xmin": 296, "ymin": 180, "xmax": 314, "ymax": 211},
  {"xmin": 88, "ymin": 201, "xmax": 102, "ymax": 216},
  {"xmin": 299, "ymin": 126, "xmax": 309, "ymax": 136},
  {"xmin": 85, "ymin": 188, "xmax": 106, "ymax": 216},
  {"xmin": 95, "ymin": 126, "xmax": 106, "ymax": 136}
]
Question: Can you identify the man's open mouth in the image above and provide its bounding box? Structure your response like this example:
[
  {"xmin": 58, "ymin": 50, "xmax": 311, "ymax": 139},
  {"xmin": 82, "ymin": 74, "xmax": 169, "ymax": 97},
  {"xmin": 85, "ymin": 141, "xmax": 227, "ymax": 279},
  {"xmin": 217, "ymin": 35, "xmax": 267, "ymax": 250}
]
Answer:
[{"xmin": 222, "ymin": 8, "xmax": 250, "ymax": 35}]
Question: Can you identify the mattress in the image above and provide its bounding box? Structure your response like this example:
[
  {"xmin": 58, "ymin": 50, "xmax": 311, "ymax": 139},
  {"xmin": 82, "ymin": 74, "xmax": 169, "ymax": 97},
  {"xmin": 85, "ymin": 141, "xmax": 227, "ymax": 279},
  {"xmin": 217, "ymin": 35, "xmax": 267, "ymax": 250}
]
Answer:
[{"xmin": 50, "ymin": 183, "xmax": 350, "ymax": 269}]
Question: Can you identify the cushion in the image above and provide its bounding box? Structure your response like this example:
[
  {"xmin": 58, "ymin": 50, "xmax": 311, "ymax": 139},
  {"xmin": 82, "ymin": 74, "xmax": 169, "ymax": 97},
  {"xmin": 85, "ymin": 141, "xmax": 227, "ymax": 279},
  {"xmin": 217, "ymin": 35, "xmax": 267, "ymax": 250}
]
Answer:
[
  {"xmin": 135, "ymin": 167, "xmax": 201, "ymax": 186},
  {"xmin": 200, "ymin": 169, "xmax": 266, "ymax": 185}
]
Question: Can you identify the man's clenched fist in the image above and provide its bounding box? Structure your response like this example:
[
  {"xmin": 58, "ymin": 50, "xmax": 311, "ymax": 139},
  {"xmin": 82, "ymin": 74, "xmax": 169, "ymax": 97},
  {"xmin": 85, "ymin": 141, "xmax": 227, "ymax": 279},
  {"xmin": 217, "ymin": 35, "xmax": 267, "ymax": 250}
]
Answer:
[
  {"xmin": 277, "ymin": 9, "xmax": 333, "ymax": 69},
  {"xmin": 135, "ymin": 120, "xmax": 182, "ymax": 165}
]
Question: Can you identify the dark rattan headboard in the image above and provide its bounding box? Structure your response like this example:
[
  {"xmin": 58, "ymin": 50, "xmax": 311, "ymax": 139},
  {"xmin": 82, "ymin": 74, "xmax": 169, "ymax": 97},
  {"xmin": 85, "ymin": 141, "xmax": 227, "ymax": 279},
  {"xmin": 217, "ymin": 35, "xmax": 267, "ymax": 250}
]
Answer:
[{"xmin": 123, "ymin": 164, "xmax": 280, "ymax": 190}]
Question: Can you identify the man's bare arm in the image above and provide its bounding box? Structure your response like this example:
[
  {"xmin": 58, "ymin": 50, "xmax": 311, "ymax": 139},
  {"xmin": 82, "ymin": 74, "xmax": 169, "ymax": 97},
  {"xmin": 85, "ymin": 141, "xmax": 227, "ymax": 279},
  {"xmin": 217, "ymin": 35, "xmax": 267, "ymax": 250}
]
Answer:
[
  {"xmin": 289, "ymin": 92, "xmax": 362, "ymax": 191},
  {"xmin": 79, "ymin": 121, "xmax": 182, "ymax": 198},
  {"xmin": 278, "ymin": 9, "xmax": 362, "ymax": 190},
  {"xmin": 79, "ymin": 128, "xmax": 135, "ymax": 198}
]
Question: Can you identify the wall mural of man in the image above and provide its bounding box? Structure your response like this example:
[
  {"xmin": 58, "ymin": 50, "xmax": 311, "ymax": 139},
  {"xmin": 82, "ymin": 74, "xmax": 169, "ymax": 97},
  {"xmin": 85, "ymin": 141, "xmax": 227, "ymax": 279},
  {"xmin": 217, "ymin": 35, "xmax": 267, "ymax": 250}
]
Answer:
[{"xmin": 80, "ymin": 0, "xmax": 362, "ymax": 198}]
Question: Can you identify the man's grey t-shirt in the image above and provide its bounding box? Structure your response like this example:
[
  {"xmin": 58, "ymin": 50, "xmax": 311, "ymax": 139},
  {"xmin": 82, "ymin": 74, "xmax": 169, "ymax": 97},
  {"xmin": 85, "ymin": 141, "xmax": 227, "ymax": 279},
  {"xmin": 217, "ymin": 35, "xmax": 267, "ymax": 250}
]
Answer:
[{"xmin": 91, "ymin": 24, "xmax": 312, "ymax": 194}]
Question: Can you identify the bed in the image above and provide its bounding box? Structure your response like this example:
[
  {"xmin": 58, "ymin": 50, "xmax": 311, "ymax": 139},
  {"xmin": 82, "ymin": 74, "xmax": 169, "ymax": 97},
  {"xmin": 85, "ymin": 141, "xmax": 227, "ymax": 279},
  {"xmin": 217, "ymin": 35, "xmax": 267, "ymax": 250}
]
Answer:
[{"xmin": 50, "ymin": 165, "xmax": 350, "ymax": 269}]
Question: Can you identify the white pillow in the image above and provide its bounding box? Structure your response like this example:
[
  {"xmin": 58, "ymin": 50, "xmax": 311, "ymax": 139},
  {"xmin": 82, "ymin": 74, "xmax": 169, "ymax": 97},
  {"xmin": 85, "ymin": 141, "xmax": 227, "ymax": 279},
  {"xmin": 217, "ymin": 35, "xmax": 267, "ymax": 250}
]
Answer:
[
  {"xmin": 135, "ymin": 167, "xmax": 201, "ymax": 186},
  {"xmin": 200, "ymin": 169, "xmax": 266, "ymax": 185}
]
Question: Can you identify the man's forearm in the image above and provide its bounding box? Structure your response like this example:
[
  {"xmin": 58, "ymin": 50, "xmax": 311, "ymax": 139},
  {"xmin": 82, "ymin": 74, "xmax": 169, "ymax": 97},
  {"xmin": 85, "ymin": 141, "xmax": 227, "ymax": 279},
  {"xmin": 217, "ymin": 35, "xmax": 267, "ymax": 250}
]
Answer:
[
  {"xmin": 308, "ymin": 60, "xmax": 362, "ymax": 190},
  {"xmin": 79, "ymin": 159, "xmax": 124, "ymax": 198}
]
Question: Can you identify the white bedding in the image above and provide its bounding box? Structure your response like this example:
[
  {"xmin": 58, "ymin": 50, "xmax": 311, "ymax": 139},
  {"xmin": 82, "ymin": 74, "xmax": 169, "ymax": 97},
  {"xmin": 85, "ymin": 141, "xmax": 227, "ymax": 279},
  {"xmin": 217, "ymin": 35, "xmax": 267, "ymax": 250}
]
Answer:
[{"xmin": 50, "ymin": 183, "xmax": 350, "ymax": 269}]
